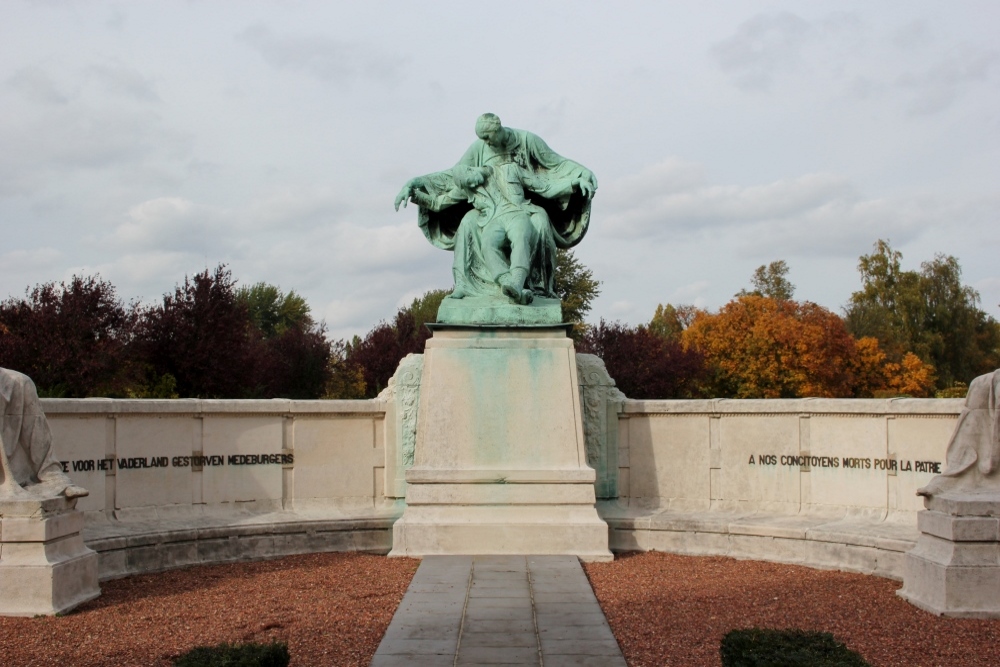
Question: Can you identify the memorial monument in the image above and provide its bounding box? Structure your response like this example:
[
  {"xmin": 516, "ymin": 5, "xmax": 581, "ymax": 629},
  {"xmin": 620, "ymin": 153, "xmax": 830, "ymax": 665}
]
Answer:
[
  {"xmin": 0, "ymin": 368, "xmax": 100, "ymax": 616},
  {"xmin": 388, "ymin": 113, "xmax": 612, "ymax": 560},
  {"xmin": 900, "ymin": 369, "xmax": 1000, "ymax": 616}
]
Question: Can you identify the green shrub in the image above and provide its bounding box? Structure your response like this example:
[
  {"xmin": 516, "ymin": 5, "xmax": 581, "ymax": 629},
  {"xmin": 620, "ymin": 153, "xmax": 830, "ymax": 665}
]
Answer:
[
  {"xmin": 720, "ymin": 628, "xmax": 870, "ymax": 667},
  {"xmin": 173, "ymin": 641, "xmax": 290, "ymax": 667},
  {"xmin": 936, "ymin": 382, "xmax": 968, "ymax": 399}
]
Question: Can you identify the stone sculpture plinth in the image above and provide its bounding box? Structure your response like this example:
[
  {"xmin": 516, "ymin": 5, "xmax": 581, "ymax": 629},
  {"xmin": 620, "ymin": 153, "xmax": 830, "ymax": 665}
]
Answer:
[
  {"xmin": 0, "ymin": 494, "xmax": 100, "ymax": 616},
  {"xmin": 899, "ymin": 493, "xmax": 1000, "ymax": 617},
  {"xmin": 389, "ymin": 326, "xmax": 612, "ymax": 561}
]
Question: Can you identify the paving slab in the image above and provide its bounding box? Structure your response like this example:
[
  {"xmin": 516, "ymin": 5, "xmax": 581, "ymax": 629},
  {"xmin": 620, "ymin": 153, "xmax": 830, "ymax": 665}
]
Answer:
[{"xmin": 371, "ymin": 555, "xmax": 625, "ymax": 666}]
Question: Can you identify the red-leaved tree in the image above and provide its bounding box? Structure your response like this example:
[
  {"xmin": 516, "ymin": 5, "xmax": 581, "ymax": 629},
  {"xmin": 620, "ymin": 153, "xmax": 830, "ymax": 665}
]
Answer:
[
  {"xmin": 134, "ymin": 265, "xmax": 259, "ymax": 398},
  {"xmin": 577, "ymin": 320, "xmax": 706, "ymax": 399},
  {"xmin": 0, "ymin": 276, "xmax": 139, "ymax": 397}
]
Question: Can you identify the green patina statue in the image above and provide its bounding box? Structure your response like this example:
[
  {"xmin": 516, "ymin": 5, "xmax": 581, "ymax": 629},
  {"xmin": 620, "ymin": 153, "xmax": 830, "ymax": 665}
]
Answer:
[{"xmin": 394, "ymin": 113, "xmax": 597, "ymax": 324}]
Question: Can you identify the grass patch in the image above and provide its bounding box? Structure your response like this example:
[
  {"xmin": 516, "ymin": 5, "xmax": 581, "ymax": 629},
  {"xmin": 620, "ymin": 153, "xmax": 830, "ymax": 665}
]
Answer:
[
  {"xmin": 173, "ymin": 641, "xmax": 290, "ymax": 667},
  {"xmin": 721, "ymin": 628, "xmax": 870, "ymax": 667}
]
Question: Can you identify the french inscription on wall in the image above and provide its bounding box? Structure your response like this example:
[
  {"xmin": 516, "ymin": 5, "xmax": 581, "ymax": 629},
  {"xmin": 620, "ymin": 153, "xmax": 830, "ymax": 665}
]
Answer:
[{"xmin": 748, "ymin": 454, "xmax": 941, "ymax": 474}]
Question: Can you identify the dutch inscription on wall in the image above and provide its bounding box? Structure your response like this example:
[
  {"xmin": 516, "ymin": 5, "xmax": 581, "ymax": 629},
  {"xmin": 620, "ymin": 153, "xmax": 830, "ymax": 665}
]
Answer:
[{"xmin": 61, "ymin": 453, "xmax": 293, "ymax": 473}]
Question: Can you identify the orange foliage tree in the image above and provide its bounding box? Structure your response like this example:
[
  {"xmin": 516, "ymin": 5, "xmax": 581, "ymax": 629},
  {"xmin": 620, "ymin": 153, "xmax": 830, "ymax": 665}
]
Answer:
[
  {"xmin": 852, "ymin": 336, "xmax": 936, "ymax": 398},
  {"xmin": 680, "ymin": 295, "xmax": 935, "ymax": 398}
]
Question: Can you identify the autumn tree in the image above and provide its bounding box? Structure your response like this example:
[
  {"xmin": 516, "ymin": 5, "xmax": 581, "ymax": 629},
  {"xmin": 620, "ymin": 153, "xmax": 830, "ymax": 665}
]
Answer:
[
  {"xmin": 852, "ymin": 336, "xmax": 936, "ymax": 398},
  {"xmin": 681, "ymin": 294, "xmax": 936, "ymax": 398},
  {"xmin": 845, "ymin": 240, "xmax": 1000, "ymax": 389},
  {"xmin": 0, "ymin": 276, "xmax": 140, "ymax": 397},
  {"xmin": 577, "ymin": 320, "xmax": 705, "ymax": 399}
]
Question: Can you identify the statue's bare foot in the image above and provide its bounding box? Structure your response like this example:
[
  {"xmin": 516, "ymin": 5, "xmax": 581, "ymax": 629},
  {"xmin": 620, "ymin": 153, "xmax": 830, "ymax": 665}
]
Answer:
[
  {"xmin": 499, "ymin": 280, "xmax": 520, "ymax": 302},
  {"xmin": 519, "ymin": 289, "xmax": 534, "ymax": 305},
  {"xmin": 64, "ymin": 485, "xmax": 89, "ymax": 499},
  {"xmin": 448, "ymin": 287, "xmax": 467, "ymax": 299}
]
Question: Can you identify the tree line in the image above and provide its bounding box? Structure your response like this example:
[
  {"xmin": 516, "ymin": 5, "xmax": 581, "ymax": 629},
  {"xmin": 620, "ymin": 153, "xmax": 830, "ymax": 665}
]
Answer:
[
  {"xmin": 588, "ymin": 241, "xmax": 998, "ymax": 399},
  {"xmin": 1, "ymin": 242, "xmax": 996, "ymax": 400},
  {"xmin": 0, "ymin": 266, "xmax": 330, "ymax": 399}
]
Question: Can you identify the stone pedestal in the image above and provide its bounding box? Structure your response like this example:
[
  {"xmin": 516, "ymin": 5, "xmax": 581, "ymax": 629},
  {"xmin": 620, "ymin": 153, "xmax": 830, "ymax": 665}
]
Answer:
[
  {"xmin": 0, "ymin": 495, "xmax": 100, "ymax": 616},
  {"xmin": 899, "ymin": 493, "xmax": 1000, "ymax": 618},
  {"xmin": 389, "ymin": 326, "xmax": 612, "ymax": 562}
]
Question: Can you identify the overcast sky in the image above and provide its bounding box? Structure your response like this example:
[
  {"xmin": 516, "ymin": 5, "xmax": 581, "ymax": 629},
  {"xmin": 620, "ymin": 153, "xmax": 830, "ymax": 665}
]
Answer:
[{"xmin": 2, "ymin": 1, "xmax": 998, "ymax": 340}]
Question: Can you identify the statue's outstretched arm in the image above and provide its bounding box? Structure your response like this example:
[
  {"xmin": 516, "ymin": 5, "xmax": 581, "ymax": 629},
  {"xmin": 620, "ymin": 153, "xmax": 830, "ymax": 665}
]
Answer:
[
  {"xmin": 412, "ymin": 188, "xmax": 465, "ymax": 212},
  {"xmin": 394, "ymin": 178, "xmax": 419, "ymax": 211}
]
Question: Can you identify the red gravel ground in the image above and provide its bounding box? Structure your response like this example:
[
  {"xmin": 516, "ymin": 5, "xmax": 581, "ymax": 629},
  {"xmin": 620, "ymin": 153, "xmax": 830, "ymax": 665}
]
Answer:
[
  {"xmin": 3, "ymin": 551, "xmax": 999, "ymax": 666},
  {"xmin": 0, "ymin": 553, "xmax": 419, "ymax": 667},
  {"xmin": 585, "ymin": 551, "xmax": 1000, "ymax": 667}
]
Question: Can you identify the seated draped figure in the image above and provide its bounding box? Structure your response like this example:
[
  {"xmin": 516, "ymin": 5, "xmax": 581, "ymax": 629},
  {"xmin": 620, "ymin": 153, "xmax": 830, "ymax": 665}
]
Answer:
[
  {"xmin": 0, "ymin": 368, "xmax": 88, "ymax": 499},
  {"xmin": 394, "ymin": 112, "xmax": 597, "ymax": 307},
  {"xmin": 918, "ymin": 369, "xmax": 1000, "ymax": 497}
]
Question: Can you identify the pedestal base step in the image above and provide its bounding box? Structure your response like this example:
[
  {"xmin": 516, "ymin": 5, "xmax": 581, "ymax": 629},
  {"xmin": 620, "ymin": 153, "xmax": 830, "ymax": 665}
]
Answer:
[{"xmin": 390, "ymin": 505, "xmax": 612, "ymax": 562}]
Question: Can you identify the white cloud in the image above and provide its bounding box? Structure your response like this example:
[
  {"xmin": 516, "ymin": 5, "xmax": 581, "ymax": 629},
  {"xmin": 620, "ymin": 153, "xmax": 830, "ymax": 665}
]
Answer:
[
  {"xmin": 326, "ymin": 221, "xmax": 436, "ymax": 274},
  {"xmin": 712, "ymin": 10, "xmax": 999, "ymax": 117},
  {"xmin": 0, "ymin": 247, "xmax": 62, "ymax": 272},
  {"xmin": 237, "ymin": 24, "xmax": 405, "ymax": 85},
  {"xmin": 733, "ymin": 197, "xmax": 932, "ymax": 257},
  {"xmin": 609, "ymin": 300, "xmax": 635, "ymax": 317},
  {"xmin": 243, "ymin": 187, "xmax": 350, "ymax": 231},
  {"xmin": 6, "ymin": 66, "xmax": 69, "ymax": 105},
  {"xmin": 106, "ymin": 5, "xmax": 126, "ymax": 31},
  {"xmin": 600, "ymin": 158, "xmax": 706, "ymax": 207},
  {"xmin": 665, "ymin": 281, "xmax": 711, "ymax": 306},
  {"xmin": 710, "ymin": 12, "xmax": 811, "ymax": 92},
  {"xmin": 597, "ymin": 159, "xmax": 996, "ymax": 262},
  {"xmin": 898, "ymin": 47, "xmax": 999, "ymax": 115},
  {"xmin": 0, "ymin": 63, "xmax": 185, "ymax": 197},
  {"xmin": 603, "ymin": 163, "xmax": 854, "ymax": 238},
  {"xmin": 2, "ymin": 2, "xmax": 998, "ymax": 336},
  {"xmin": 86, "ymin": 62, "xmax": 160, "ymax": 102},
  {"xmin": 0, "ymin": 248, "xmax": 64, "ymax": 298},
  {"xmin": 112, "ymin": 197, "xmax": 229, "ymax": 253},
  {"xmin": 892, "ymin": 19, "xmax": 931, "ymax": 51}
]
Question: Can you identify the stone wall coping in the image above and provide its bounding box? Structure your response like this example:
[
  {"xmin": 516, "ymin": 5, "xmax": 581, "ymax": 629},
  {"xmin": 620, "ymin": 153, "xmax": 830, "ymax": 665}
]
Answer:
[
  {"xmin": 623, "ymin": 397, "xmax": 965, "ymax": 416},
  {"xmin": 40, "ymin": 398, "xmax": 385, "ymax": 416},
  {"xmin": 40, "ymin": 396, "xmax": 965, "ymax": 417}
]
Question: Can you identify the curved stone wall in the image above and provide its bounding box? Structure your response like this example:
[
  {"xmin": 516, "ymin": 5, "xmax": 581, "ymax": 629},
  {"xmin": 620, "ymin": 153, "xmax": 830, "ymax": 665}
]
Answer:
[{"xmin": 41, "ymin": 396, "xmax": 961, "ymax": 580}]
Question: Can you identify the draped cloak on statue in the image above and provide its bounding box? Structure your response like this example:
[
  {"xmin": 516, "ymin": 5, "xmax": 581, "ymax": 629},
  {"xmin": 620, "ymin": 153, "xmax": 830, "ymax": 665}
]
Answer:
[
  {"xmin": 411, "ymin": 128, "xmax": 594, "ymax": 299},
  {"xmin": 918, "ymin": 369, "xmax": 1000, "ymax": 497},
  {"xmin": 0, "ymin": 368, "xmax": 84, "ymax": 498}
]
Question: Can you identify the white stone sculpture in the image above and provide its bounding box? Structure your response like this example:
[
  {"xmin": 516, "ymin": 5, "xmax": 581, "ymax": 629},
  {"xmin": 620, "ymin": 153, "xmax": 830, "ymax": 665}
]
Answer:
[
  {"xmin": 0, "ymin": 367, "xmax": 100, "ymax": 615},
  {"xmin": 900, "ymin": 368, "xmax": 1000, "ymax": 617},
  {"xmin": 918, "ymin": 369, "xmax": 1000, "ymax": 497},
  {"xmin": 1, "ymin": 367, "xmax": 88, "ymax": 499}
]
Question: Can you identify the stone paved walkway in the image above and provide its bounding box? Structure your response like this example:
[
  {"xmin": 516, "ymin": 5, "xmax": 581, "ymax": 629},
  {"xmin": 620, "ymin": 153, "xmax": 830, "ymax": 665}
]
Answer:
[{"xmin": 371, "ymin": 555, "xmax": 626, "ymax": 666}]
